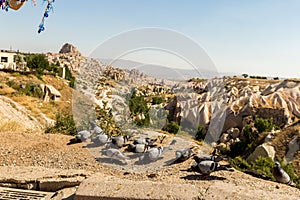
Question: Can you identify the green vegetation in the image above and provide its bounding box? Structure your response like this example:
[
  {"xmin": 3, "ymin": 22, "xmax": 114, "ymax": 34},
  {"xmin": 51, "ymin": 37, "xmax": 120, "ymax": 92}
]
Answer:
[
  {"xmin": 254, "ymin": 117, "xmax": 274, "ymax": 133},
  {"xmin": 129, "ymin": 92, "xmax": 150, "ymax": 126},
  {"xmin": 25, "ymin": 54, "xmax": 75, "ymax": 87},
  {"xmin": 64, "ymin": 65, "xmax": 75, "ymax": 88},
  {"xmin": 163, "ymin": 121, "xmax": 180, "ymax": 134},
  {"xmin": 95, "ymin": 102, "xmax": 123, "ymax": 136},
  {"xmin": 222, "ymin": 116, "xmax": 278, "ymax": 158},
  {"xmin": 26, "ymin": 54, "xmax": 50, "ymax": 75},
  {"xmin": 195, "ymin": 124, "xmax": 205, "ymax": 141},
  {"xmin": 242, "ymin": 73, "xmax": 248, "ymax": 78},
  {"xmin": 152, "ymin": 96, "xmax": 164, "ymax": 105},
  {"xmin": 6, "ymin": 80, "xmax": 43, "ymax": 98},
  {"xmin": 45, "ymin": 112, "xmax": 77, "ymax": 135},
  {"xmin": 229, "ymin": 156, "xmax": 300, "ymax": 188}
]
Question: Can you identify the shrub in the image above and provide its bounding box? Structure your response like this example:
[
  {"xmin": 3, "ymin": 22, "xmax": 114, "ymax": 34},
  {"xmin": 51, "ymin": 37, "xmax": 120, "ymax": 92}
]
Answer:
[
  {"xmin": 163, "ymin": 121, "xmax": 180, "ymax": 134},
  {"xmin": 195, "ymin": 124, "xmax": 205, "ymax": 141},
  {"xmin": 254, "ymin": 117, "xmax": 274, "ymax": 133},
  {"xmin": 129, "ymin": 93, "xmax": 150, "ymax": 127},
  {"xmin": 229, "ymin": 156, "xmax": 251, "ymax": 171},
  {"xmin": 45, "ymin": 112, "xmax": 77, "ymax": 135},
  {"xmin": 228, "ymin": 141, "xmax": 247, "ymax": 158},
  {"xmin": 20, "ymin": 83, "xmax": 44, "ymax": 98},
  {"xmin": 152, "ymin": 96, "xmax": 164, "ymax": 105},
  {"xmin": 243, "ymin": 124, "xmax": 258, "ymax": 143},
  {"xmin": 251, "ymin": 156, "xmax": 275, "ymax": 180}
]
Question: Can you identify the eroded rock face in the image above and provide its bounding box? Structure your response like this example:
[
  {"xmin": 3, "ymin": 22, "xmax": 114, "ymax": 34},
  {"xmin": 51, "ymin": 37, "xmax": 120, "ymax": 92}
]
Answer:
[
  {"xmin": 286, "ymin": 135, "xmax": 300, "ymax": 162},
  {"xmin": 164, "ymin": 78, "xmax": 300, "ymax": 144},
  {"xmin": 59, "ymin": 43, "xmax": 81, "ymax": 55}
]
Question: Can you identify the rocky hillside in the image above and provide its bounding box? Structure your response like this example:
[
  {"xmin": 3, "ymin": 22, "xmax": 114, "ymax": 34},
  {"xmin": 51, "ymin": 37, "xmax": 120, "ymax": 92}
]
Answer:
[{"xmin": 0, "ymin": 43, "xmax": 299, "ymax": 198}]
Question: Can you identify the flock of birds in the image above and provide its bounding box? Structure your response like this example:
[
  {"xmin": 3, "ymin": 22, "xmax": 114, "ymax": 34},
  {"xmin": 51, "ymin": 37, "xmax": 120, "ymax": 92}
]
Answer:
[{"xmin": 75, "ymin": 121, "xmax": 297, "ymax": 187}]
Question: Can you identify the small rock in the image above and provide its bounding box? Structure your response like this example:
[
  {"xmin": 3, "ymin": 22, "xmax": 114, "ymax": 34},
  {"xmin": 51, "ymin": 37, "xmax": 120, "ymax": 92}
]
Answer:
[{"xmin": 220, "ymin": 133, "xmax": 230, "ymax": 143}]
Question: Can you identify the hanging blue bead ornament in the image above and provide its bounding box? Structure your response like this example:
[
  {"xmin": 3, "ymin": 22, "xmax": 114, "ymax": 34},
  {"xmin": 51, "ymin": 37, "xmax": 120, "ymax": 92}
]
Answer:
[
  {"xmin": 37, "ymin": 0, "xmax": 55, "ymax": 33},
  {"xmin": 1, "ymin": 0, "xmax": 55, "ymax": 33}
]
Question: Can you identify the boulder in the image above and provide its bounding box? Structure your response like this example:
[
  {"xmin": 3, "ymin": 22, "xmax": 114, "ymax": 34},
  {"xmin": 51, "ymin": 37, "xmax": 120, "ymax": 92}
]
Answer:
[
  {"xmin": 285, "ymin": 136, "xmax": 299, "ymax": 162},
  {"xmin": 220, "ymin": 133, "xmax": 230, "ymax": 143},
  {"xmin": 246, "ymin": 143, "xmax": 276, "ymax": 163},
  {"xmin": 227, "ymin": 128, "xmax": 240, "ymax": 139}
]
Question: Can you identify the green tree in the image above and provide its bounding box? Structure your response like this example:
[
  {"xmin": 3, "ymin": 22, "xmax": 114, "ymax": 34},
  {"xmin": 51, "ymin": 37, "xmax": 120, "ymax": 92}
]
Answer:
[
  {"xmin": 129, "ymin": 93, "xmax": 150, "ymax": 126},
  {"xmin": 242, "ymin": 73, "xmax": 248, "ymax": 78},
  {"xmin": 26, "ymin": 54, "xmax": 49, "ymax": 74}
]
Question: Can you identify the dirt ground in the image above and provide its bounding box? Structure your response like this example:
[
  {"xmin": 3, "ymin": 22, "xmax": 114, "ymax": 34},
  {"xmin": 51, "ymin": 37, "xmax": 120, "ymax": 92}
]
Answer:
[{"xmin": 0, "ymin": 131, "xmax": 299, "ymax": 199}]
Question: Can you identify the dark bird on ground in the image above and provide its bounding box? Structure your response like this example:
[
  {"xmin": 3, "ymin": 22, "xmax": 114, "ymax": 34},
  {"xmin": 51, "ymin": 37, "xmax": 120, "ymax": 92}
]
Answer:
[
  {"xmin": 193, "ymin": 154, "xmax": 227, "ymax": 163},
  {"xmin": 188, "ymin": 160, "xmax": 234, "ymax": 176},
  {"xmin": 75, "ymin": 130, "xmax": 91, "ymax": 142},
  {"xmin": 272, "ymin": 161, "xmax": 296, "ymax": 187},
  {"xmin": 133, "ymin": 137, "xmax": 157, "ymax": 145},
  {"xmin": 170, "ymin": 148, "xmax": 195, "ymax": 164},
  {"xmin": 111, "ymin": 135, "xmax": 129, "ymax": 148},
  {"xmin": 126, "ymin": 143, "xmax": 149, "ymax": 153}
]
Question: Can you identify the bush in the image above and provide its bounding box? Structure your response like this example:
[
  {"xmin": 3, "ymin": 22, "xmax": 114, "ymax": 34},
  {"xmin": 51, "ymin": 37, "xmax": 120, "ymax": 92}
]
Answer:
[
  {"xmin": 229, "ymin": 156, "xmax": 251, "ymax": 171},
  {"xmin": 20, "ymin": 83, "xmax": 44, "ymax": 98},
  {"xmin": 129, "ymin": 93, "xmax": 150, "ymax": 127},
  {"xmin": 152, "ymin": 96, "xmax": 164, "ymax": 105},
  {"xmin": 45, "ymin": 112, "xmax": 77, "ymax": 135},
  {"xmin": 228, "ymin": 141, "xmax": 247, "ymax": 158},
  {"xmin": 195, "ymin": 124, "xmax": 204, "ymax": 141},
  {"xmin": 6, "ymin": 81, "xmax": 44, "ymax": 98},
  {"xmin": 243, "ymin": 124, "xmax": 258, "ymax": 143},
  {"xmin": 252, "ymin": 156, "xmax": 275, "ymax": 180},
  {"xmin": 254, "ymin": 117, "xmax": 274, "ymax": 133},
  {"xmin": 163, "ymin": 121, "xmax": 180, "ymax": 134}
]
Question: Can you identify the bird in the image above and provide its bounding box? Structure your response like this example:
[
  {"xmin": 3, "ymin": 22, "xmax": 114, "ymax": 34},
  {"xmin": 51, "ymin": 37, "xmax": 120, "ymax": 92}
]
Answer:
[
  {"xmin": 102, "ymin": 148, "xmax": 129, "ymax": 164},
  {"xmin": 75, "ymin": 130, "xmax": 91, "ymax": 142},
  {"xmin": 188, "ymin": 160, "xmax": 234, "ymax": 176},
  {"xmin": 140, "ymin": 147, "xmax": 164, "ymax": 162},
  {"xmin": 89, "ymin": 120, "xmax": 104, "ymax": 135},
  {"xmin": 272, "ymin": 161, "xmax": 296, "ymax": 187},
  {"xmin": 111, "ymin": 135, "xmax": 130, "ymax": 148},
  {"xmin": 126, "ymin": 143, "xmax": 149, "ymax": 153},
  {"xmin": 91, "ymin": 133, "xmax": 110, "ymax": 145},
  {"xmin": 133, "ymin": 137, "xmax": 157, "ymax": 145},
  {"xmin": 193, "ymin": 154, "xmax": 227, "ymax": 163},
  {"xmin": 170, "ymin": 148, "xmax": 195, "ymax": 164}
]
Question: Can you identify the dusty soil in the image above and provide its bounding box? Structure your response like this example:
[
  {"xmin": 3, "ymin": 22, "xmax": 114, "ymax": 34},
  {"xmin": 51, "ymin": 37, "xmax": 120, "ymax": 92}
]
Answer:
[{"xmin": 0, "ymin": 131, "xmax": 299, "ymax": 199}]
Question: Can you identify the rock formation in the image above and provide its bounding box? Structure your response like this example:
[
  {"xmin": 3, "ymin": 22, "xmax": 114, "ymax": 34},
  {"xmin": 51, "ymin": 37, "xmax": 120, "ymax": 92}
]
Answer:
[{"xmin": 59, "ymin": 43, "xmax": 81, "ymax": 55}]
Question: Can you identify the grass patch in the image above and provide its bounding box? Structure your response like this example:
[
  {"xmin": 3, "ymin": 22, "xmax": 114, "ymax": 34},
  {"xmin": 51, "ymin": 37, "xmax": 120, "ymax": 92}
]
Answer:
[{"xmin": 0, "ymin": 121, "xmax": 27, "ymax": 132}]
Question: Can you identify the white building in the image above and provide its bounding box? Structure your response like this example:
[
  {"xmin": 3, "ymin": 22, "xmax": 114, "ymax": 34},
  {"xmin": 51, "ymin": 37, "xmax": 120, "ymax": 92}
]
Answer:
[{"xmin": 0, "ymin": 50, "xmax": 17, "ymax": 70}]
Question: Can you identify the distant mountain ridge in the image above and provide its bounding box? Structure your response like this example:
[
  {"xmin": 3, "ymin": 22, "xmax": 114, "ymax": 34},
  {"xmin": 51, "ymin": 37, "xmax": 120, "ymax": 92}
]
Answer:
[{"xmin": 98, "ymin": 58, "xmax": 227, "ymax": 80}]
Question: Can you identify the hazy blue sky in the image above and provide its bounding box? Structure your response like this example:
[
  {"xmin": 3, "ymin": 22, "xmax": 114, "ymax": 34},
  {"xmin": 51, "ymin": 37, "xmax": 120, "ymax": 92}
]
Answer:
[{"xmin": 1, "ymin": 0, "xmax": 300, "ymax": 78}]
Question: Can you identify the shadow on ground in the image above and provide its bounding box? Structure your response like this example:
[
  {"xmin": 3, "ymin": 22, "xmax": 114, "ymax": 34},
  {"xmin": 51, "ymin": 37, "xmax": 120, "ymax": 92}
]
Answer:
[{"xmin": 181, "ymin": 174, "xmax": 226, "ymax": 181}]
